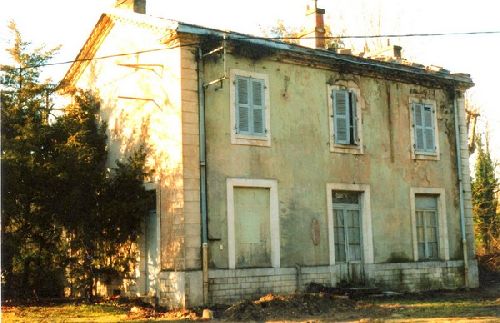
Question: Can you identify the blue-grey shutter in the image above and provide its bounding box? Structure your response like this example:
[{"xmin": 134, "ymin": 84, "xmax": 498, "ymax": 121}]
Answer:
[
  {"xmin": 236, "ymin": 77, "xmax": 250, "ymax": 134},
  {"xmin": 333, "ymin": 90, "xmax": 350, "ymax": 144},
  {"xmin": 413, "ymin": 103, "xmax": 425, "ymax": 151},
  {"xmin": 251, "ymin": 79, "xmax": 265, "ymax": 135},
  {"xmin": 350, "ymin": 91, "xmax": 358, "ymax": 144},
  {"xmin": 423, "ymin": 105, "xmax": 435, "ymax": 152}
]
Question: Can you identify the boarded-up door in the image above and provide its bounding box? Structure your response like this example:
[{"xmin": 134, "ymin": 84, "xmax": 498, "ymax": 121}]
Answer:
[{"xmin": 234, "ymin": 187, "xmax": 271, "ymax": 268}]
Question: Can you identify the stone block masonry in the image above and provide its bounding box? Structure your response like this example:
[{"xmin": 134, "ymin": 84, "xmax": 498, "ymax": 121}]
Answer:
[
  {"xmin": 159, "ymin": 271, "xmax": 185, "ymax": 309},
  {"xmin": 208, "ymin": 266, "xmax": 334, "ymax": 304},
  {"xmin": 364, "ymin": 260, "xmax": 472, "ymax": 291},
  {"xmin": 199, "ymin": 260, "xmax": 473, "ymax": 305}
]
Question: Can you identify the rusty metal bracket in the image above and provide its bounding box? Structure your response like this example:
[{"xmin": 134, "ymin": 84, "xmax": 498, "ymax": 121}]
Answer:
[{"xmin": 203, "ymin": 34, "xmax": 227, "ymax": 91}]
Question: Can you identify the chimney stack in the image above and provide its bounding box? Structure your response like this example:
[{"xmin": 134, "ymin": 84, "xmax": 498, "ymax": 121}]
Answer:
[
  {"xmin": 300, "ymin": 0, "xmax": 326, "ymax": 49},
  {"xmin": 115, "ymin": 0, "xmax": 146, "ymax": 14},
  {"xmin": 366, "ymin": 45, "xmax": 403, "ymax": 61}
]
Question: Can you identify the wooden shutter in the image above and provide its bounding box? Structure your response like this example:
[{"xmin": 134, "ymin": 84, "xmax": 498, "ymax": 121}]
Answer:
[
  {"xmin": 423, "ymin": 105, "xmax": 435, "ymax": 152},
  {"xmin": 349, "ymin": 91, "xmax": 358, "ymax": 144},
  {"xmin": 236, "ymin": 77, "xmax": 250, "ymax": 134},
  {"xmin": 251, "ymin": 79, "xmax": 265, "ymax": 135},
  {"xmin": 333, "ymin": 90, "xmax": 350, "ymax": 144},
  {"xmin": 413, "ymin": 103, "xmax": 425, "ymax": 151}
]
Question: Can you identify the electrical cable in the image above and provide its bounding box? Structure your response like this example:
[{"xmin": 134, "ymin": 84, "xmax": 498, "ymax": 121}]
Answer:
[
  {"xmin": 272, "ymin": 30, "xmax": 500, "ymax": 40},
  {"xmin": 20, "ymin": 42, "xmax": 200, "ymax": 69},
  {"xmin": 3, "ymin": 30, "xmax": 500, "ymax": 70}
]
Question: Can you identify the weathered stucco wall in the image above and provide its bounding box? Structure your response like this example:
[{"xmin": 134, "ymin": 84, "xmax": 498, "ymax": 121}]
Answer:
[
  {"xmin": 73, "ymin": 19, "xmax": 202, "ymax": 302},
  {"xmin": 203, "ymin": 52, "xmax": 464, "ymax": 270},
  {"xmin": 70, "ymin": 19, "xmax": 477, "ymax": 304}
]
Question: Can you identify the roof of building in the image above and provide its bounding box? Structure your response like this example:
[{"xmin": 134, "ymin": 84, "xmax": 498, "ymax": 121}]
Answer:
[{"xmin": 61, "ymin": 10, "xmax": 474, "ymax": 90}]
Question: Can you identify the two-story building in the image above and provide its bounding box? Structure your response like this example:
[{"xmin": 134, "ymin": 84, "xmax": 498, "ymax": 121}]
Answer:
[{"xmin": 61, "ymin": 1, "xmax": 479, "ymax": 308}]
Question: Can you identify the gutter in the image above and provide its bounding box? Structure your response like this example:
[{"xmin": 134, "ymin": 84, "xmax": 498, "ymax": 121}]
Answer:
[
  {"xmin": 197, "ymin": 47, "xmax": 209, "ymax": 304},
  {"xmin": 453, "ymin": 91, "xmax": 470, "ymax": 289}
]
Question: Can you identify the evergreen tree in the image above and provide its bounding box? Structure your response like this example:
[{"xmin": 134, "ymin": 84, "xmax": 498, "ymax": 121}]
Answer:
[
  {"xmin": 52, "ymin": 90, "xmax": 150, "ymax": 299},
  {"xmin": 472, "ymin": 135, "xmax": 499, "ymax": 254},
  {"xmin": 1, "ymin": 21, "xmax": 64, "ymax": 298},
  {"xmin": 1, "ymin": 23, "xmax": 150, "ymax": 300}
]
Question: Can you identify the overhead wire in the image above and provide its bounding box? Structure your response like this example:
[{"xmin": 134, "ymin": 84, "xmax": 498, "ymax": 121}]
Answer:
[
  {"xmin": 22, "ymin": 41, "xmax": 201, "ymax": 69},
  {"xmin": 275, "ymin": 30, "xmax": 500, "ymax": 40},
  {"xmin": 3, "ymin": 30, "xmax": 500, "ymax": 70}
]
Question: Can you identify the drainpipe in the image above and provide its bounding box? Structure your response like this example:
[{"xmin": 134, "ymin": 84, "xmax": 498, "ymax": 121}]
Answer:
[
  {"xmin": 197, "ymin": 47, "xmax": 209, "ymax": 304},
  {"xmin": 453, "ymin": 90, "xmax": 469, "ymax": 289},
  {"xmin": 295, "ymin": 264, "xmax": 303, "ymax": 292}
]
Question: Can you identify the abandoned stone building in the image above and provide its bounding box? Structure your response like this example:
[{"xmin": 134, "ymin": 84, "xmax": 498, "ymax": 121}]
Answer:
[{"xmin": 61, "ymin": 0, "xmax": 479, "ymax": 308}]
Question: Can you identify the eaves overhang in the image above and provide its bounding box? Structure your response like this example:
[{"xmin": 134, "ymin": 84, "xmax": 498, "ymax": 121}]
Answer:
[
  {"xmin": 175, "ymin": 22, "xmax": 474, "ymax": 89},
  {"xmin": 58, "ymin": 11, "xmax": 474, "ymax": 92}
]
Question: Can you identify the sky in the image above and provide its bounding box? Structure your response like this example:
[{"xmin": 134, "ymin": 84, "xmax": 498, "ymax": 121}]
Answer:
[{"xmin": 1, "ymin": 0, "xmax": 500, "ymax": 163}]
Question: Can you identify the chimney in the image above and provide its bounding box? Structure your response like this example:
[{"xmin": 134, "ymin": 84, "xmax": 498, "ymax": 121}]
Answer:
[
  {"xmin": 393, "ymin": 45, "xmax": 402, "ymax": 59},
  {"xmin": 366, "ymin": 45, "xmax": 403, "ymax": 61},
  {"xmin": 300, "ymin": 0, "xmax": 326, "ymax": 49},
  {"xmin": 115, "ymin": 0, "xmax": 146, "ymax": 14}
]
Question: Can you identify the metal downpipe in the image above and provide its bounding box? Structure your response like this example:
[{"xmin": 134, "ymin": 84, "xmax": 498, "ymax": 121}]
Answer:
[
  {"xmin": 453, "ymin": 91, "xmax": 470, "ymax": 289},
  {"xmin": 197, "ymin": 47, "xmax": 209, "ymax": 304}
]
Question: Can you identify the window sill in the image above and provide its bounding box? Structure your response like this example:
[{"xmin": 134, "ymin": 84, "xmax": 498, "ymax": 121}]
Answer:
[
  {"xmin": 412, "ymin": 151, "xmax": 440, "ymax": 161},
  {"xmin": 330, "ymin": 144, "xmax": 363, "ymax": 155},
  {"xmin": 231, "ymin": 134, "xmax": 271, "ymax": 147}
]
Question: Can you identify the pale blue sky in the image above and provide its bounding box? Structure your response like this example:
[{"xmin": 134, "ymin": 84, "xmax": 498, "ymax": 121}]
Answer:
[{"xmin": 2, "ymin": 0, "xmax": 500, "ymax": 160}]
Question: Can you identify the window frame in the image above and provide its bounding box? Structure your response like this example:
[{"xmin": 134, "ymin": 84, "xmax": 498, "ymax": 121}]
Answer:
[
  {"xmin": 409, "ymin": 188, "xmax": 449, "ymax": 261},
  {"xmin": 226, "ymin": 178, "xmax": 280, "ymax": 269},
  {"xmin": 409, "ymin": 98, "xmax": 440, "ymax": 160},
  {"xmin": 415, "ymin": 198, "xmax": 439, "ymax": 260},
  {"xmin": 230, "ymin": 69, "xmax": 271, "ymax": 147},
  {"xmin": 332, "ymin": 195, "xmax": 363, "ymax": 263},
  {"xmin": 326, "ymin": 183, "xmax": 373, "ymax": 265},
  {"xmin": 327, "ymin": 84, "xmax": 363, "ymax": 154}
]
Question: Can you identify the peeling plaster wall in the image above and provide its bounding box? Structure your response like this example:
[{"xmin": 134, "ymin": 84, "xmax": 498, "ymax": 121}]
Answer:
[
  {"xmin": 74, "ymin": 20, "xmax": 193, "ymax": 298},
  {"xmin": 203, "ymin": 52, "xmax": 465, "ymax": 270},
  {"xmin": 71, "ymin": 22, "xmax": 477, "ymax": 303}
]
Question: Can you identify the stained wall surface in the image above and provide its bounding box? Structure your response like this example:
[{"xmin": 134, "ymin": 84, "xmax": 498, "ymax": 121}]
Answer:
[
  {"xmin": 73, "ymin": 18, "xmax": 202, "ymax": 287},
  {"xmin": 69, "ymin": 17, "xmax": 478, "ymax": 303},
  {"xmin": 202, "ymin": 52, "xmax": 466, "ymax": 270}
]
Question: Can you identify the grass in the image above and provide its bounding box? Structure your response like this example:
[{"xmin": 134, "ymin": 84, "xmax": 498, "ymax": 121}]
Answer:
[
  {"xmin": 4, "ymin": 298, "xmax": 498, "ymax": 322},
  {"xmin": 1, "ymin": 290, "xmax": 499, "ymax": 322},
  {"xmin": 370, "ymin": 297, "xmax": 500, "ymax": 319},
  {"xmin": 2, "ymin": 303, "xmax": 130, "ymax": 322}
]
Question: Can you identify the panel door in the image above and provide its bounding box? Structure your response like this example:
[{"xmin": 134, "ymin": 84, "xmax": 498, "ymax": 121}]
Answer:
[{"xmin": 333, "ymin": 191, "xmax": 364, "ymax": 285}]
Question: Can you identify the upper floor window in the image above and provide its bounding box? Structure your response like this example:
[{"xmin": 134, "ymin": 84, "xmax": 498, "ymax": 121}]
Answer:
[
  {"xmin": 236, "ymin": 76, "xmax": 265, "ymax": 136},
  {"xmin": 333, "ymin": 90, "xmax": 358, "ymax": 145},
  {"xmin": 230, "ymin": 69, "xmax": 271, "ymax": 147},
  {"xmin": 410, "ymin": 99, "xmax": 439, "ymax": 160},
  {"xmin": 328, "ymin": 85, "xmax": 363, "ymax": 154}
]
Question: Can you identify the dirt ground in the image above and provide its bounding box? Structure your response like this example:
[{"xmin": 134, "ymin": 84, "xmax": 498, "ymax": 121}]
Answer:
[
  {"xmin": 136, "ymin": 266, "xmax": 500, "ymax": 322},
  {"xmin": 2, "ymin": 266, "xmax": 499, "ymax": 322}
]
